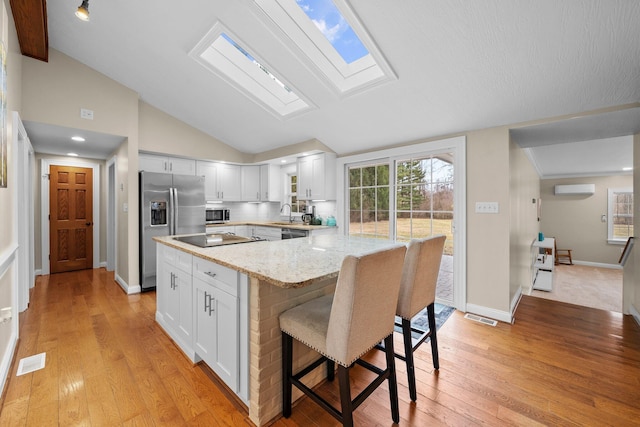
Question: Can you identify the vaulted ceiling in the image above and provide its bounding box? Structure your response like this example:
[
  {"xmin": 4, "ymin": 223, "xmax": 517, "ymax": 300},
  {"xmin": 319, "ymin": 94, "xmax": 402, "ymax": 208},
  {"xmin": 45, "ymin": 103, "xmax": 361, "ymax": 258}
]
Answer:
[{"xmin": 11, "ymin": 1, "xmax": 640, "ymax": 175}]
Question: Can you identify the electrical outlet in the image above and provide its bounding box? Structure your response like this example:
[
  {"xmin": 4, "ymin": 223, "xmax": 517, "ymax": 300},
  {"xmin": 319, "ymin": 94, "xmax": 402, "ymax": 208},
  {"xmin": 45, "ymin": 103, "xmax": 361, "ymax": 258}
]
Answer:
[{"xmin": 475, "ymin": 202, "xmax": 499, "ymax": 214}]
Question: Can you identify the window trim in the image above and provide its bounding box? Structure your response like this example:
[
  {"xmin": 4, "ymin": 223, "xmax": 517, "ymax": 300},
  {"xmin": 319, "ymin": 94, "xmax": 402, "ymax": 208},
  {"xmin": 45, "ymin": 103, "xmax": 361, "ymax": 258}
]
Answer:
[{"xmin": 607, "ymin": 187, "xmax": 633, "ymax": 245}]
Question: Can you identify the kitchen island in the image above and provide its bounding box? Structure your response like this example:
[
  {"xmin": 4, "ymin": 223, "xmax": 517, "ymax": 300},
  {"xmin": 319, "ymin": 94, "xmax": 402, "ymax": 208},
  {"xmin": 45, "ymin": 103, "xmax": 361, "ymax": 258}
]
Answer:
[{"xmin": 154, "ymin": 234, "xmax": 403, "ymax": 426}]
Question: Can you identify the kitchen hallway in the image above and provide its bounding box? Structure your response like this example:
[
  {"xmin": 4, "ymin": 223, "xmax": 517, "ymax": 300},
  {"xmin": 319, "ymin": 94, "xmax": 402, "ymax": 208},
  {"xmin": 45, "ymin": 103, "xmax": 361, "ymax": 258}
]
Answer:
[{"xmin": 0, "ymin": 268, "xmax": 639, "ymax": 425}]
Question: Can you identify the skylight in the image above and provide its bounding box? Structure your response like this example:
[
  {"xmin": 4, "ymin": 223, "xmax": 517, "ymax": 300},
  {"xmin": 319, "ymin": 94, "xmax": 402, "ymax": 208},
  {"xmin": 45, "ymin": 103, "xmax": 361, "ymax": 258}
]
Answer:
[
  {"xmin": 190, "ymin": 24, "xmax": 311, "ymax": 118},
  {"xmin": 254, "ymin": 0, "xmax": 396, "ymax": 95},
  {"xmin": 295, "ymin": 0, "xmax": 368, "ymax": 64}
]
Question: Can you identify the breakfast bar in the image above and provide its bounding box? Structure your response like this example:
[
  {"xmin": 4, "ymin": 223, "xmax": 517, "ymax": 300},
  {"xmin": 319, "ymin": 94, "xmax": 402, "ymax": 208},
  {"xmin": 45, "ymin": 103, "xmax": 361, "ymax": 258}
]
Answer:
[{"xmin": 154, "ymin": 234, "xmax": 402, "ymax": 426}]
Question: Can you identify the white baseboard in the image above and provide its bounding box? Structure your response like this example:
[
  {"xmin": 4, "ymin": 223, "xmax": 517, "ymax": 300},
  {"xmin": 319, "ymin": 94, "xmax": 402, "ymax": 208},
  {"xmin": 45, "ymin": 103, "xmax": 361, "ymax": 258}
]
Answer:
[
  {"xmin": 572, "ymin": 260, "xmax": 621, "ymax": 269},
  {"xmin": 99, "ymin": 261, "xmax": 107, "ymax": 268},
  {"xmin": 0, "ymin": 329, "xmax": 17, "ymax": 400},
  {"xmin": 510, "ymin": 288, "xmax": 522, "ymax": 323},
  {"xmin": 115, "ymin": 274, "xmax": 140, "ymax": 294},
  {"xmin": 35, "ymin": 269, "xmax": 42, "ymax": 277},
  {"xmin": 630, "ymin": 304, "xmax": 640, "ymax": 328},
  {"xmin": 465, "ymin": 303, "xmax": 512, "ymax": 324}
]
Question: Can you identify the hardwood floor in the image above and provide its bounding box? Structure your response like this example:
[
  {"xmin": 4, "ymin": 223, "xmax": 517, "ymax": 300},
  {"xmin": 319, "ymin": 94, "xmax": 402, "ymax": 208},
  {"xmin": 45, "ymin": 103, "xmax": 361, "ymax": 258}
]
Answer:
[{"xmin": 1, "ymin": 268, "xmax": 639, "ymax": 426}]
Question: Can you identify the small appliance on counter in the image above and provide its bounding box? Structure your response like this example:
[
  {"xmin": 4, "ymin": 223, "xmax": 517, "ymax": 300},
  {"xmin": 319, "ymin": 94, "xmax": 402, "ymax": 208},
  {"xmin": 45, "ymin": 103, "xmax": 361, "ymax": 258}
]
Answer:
[{"xmin": 302, "ymin": 205, "xmax": 316, "ymax": 225}]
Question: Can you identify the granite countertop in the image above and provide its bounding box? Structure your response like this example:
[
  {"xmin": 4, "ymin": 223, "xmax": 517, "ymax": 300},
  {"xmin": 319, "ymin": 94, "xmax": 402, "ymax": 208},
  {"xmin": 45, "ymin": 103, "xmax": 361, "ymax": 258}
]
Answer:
[
  {"xmin": 154, "ymin": 234, "xmax": 402, "ymax": 289},
  {"xmin": 206, "ymin": 221, "xmax": 335, "ymax": 231}
]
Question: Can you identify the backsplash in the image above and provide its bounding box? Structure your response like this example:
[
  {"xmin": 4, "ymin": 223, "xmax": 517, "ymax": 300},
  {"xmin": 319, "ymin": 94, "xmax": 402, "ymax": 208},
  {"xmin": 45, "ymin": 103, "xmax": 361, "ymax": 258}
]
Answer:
[{"xmin": 216, "ymin": 201, "xmax": 337, "ymax": 224}]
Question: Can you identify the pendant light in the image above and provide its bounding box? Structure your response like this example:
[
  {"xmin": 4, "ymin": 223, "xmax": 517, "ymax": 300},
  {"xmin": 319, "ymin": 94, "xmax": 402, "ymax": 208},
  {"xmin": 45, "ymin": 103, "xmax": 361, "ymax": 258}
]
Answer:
[{"xmin": 75, "ymin": 0, "xmax": 90, "ymax": 21}]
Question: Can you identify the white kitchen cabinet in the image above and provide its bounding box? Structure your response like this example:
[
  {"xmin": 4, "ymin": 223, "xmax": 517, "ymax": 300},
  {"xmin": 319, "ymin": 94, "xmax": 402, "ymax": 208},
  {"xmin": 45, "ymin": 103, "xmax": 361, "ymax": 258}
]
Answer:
[
  {"xmin": 139, "ymin": 153, "xmax": 196, "ymax": 175},
  {"xmin": 192, "ymin": 257, "xmax": 240, "ymax": 392},
  {"xmin": 260, "ymin": 164, "xmax": 281, "ymax": 202},
  {"xmin": 156, "ymin": 244, "xmax": 194, "ymax": 359},
  {"xmin": 197, "ymin": 161, "xmax": 242, "ymax": 202},
  {"xmin": 241, "ymin": 165, "xmax": 261, "ymax": 202},
  {"xmin": 297, "ymin": 153, "xmax": 336, "ymax": 201}
]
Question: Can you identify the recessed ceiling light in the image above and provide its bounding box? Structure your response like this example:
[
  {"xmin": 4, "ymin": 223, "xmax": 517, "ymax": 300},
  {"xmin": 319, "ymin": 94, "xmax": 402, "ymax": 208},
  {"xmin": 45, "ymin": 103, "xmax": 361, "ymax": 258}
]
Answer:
[
  {"xmin": 623, "ymin": 167, "xmax": 633, "ymax": 171},
  {"xmin": 281, "ymin": 159, "xmax": 287, "ymax": 163},
  {"xmin": 67, "ymin": 152, "xmax": 79, "ymax": 157},
  {"xmin": 71, "ymin": 136, "xmax": 85, "ymax": 142}
]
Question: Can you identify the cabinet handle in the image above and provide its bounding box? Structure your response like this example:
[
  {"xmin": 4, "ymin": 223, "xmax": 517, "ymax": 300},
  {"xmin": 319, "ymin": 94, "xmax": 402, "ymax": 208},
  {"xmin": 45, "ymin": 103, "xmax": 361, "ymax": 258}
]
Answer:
[
  {"xmin": 204, "ymin": 271, "xmax": 217, "ymax": 279},
  {"xmin": 169, "ymin": 162, "xmax": 173, "ymax": 172},
  {"xmin": 170, "ymin": 272, "xmax": 175, "ymax": 290},
  {"xmin": 164, "ymin": 161, "xmax": 168, "ymax": 171},
  {"xmin": 209, "ymin": 295, "xmax": 215, "ymax": 316},
  {"xmin": 204, "ymin": 291, "xmax": 210, "ymax": 313}
]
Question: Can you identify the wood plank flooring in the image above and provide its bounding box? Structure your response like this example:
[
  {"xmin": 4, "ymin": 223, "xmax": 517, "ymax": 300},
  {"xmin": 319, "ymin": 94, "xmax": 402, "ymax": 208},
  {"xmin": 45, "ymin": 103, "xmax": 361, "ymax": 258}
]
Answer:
[{"xmin": 1, "ymin": 268, "xmax": 639, "ymax": 426}]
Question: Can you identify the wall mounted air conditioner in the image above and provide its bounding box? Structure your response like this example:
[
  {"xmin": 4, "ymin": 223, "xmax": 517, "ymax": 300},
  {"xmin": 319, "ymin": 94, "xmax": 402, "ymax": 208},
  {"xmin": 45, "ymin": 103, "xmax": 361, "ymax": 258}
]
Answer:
[{"xmin": 554, "ymin": 184, "xmax": 595, "ymax": 195}]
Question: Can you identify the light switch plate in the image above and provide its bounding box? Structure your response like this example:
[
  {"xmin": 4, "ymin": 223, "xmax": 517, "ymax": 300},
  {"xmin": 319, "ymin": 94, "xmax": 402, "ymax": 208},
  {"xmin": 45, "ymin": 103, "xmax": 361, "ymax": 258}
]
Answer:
[
  {"xmin": 80, "ymin": 108, "xmax": 94, "ymax": 120},
  {"xmin": 475, "ymin": 202, "xmax": 499, "ymax": 213}
]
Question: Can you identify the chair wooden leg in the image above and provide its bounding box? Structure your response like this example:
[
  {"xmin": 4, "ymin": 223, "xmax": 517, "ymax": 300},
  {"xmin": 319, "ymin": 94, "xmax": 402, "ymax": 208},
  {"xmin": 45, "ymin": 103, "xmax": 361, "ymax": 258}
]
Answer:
[
  {"xmin": 401, "ymin": 318, "xmax": 417, "ymax": 401},
  {"xmin": 337, "ymin": 365, "xmax": 353, "ymax": 427},
  {"xmin": 327, "ymin": 360, "xmax": 335, "ymax": 381},
  {"xmin": 384, "ymin": 334, "xmax": 400, "ymax": 423},
  {"xmin": 427, "ymin": 303, "xmax": 440, "ymax": 370},
  {"xmin": 281, "ymin": 332, "xmax": 293, "ymax": 418}
]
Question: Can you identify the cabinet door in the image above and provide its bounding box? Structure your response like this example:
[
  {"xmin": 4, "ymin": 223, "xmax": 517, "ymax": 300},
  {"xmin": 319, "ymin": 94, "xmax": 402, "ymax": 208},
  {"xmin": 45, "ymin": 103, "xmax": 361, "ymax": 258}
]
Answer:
[
  {"xmin": 194, "ymin": 279, "xmax": 216, "ymax": 363},
  {"xmin": 212, "ymin": 287, "xmax": 239, "ymax": 391},
  {"xmin": 241, "ymin": 166, "xmax": 261, "ymax": 202},
  {"xmin": 193, "ymin": 279, "xmax": 239, "ymax": 392},
  {"xmin": 156, "ymin": 245, "xmax": 169, "ymax": 318},
  {"xmin": 139, "ymin": 154, "xmax": 168, "ymax": 173},
  {"xmin": 297, "ymin": 155, "xmax": 313, "ymax": 200},
  {"xmin": 260, "ymin": 164, "xmax": 281, "ymax": 202},
  {"xmin": 197, "ymin": 161, "xmax": 219, "ymax": 201},
  {"xmin": 168, "ymin": 158, "xmax": 196, "ymax": 175},
  {"xmin": 308, "ymin": 154, "xmax": 325, "ymax": 200},
  {"xmin": 165, "ymin": 267, "xmax": 180, "ymax": 326},
  {"xmin": 218, "ymin": 164, "xmax": 242, "ymax": 201},
  {"xmin": 176, "ymin": 268, "xmax": 193, "ymax": 343}
]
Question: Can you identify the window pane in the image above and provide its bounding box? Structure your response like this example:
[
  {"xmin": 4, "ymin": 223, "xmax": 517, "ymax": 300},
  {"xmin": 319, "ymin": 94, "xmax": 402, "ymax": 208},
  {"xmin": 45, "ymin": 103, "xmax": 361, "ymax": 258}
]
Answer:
[
  {"xmin": 395, "ymin": 211, "xmax": 412, "ymax": 242},
  {"xmin": 376, "ymin": 165, "xmax": 389, "ymax": 185},
  {"xmin": 396, "ymin": 185, "xmax": 412, "ymax": 210},
  {"xmin": 350, "ymin": 188, "xmax": 361, "ymax": 210},
  {"xmin": 432, "ymin": 156, "xmax": 453, "ymax": 183},
  {"xmin": 349, "ymin": 168, "xmax": 360, "ymax": 187},
  {"xmin": 411, "ymin": 211, "xmax": 432, "ymax": 238},
  {"xmin": 362, "ymin": 188, "xmax": 375, "ymax": 210},
  {"xmin": 362, "ymin": 166, "xmax": 376, "ymax": 186},
  {"xmin": 377, "ymin": 187, "xmax": 389, "ymax": 210},
  {"xmin": 433, "ymin": 182, "xmax": 454, "ymax": 211}
]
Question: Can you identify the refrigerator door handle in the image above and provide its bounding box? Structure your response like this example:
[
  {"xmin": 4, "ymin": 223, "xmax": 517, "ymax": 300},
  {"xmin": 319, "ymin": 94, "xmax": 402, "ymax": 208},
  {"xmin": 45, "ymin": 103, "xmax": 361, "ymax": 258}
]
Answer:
[
  {"xmin": 173, "ymin": 187, "xmax": 179, "ymax": 234},
  {"xmin": 169, "ymin": 187, "xmax": 175, "ymax": 235}
]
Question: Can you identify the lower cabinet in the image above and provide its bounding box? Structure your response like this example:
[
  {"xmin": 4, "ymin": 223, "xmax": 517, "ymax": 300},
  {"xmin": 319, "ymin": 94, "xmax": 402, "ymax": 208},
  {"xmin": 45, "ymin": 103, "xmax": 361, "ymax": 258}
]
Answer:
[{"xmin": 156, "ymin": 243, "xmax": 249, "ymax": 404}]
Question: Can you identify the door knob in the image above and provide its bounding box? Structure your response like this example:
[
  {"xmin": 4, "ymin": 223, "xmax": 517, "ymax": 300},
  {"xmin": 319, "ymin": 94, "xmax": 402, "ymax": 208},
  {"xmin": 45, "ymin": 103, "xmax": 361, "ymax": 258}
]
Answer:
[{"xmin": 86, "ymin": 222, "xmax": 92, "ymax": 226}]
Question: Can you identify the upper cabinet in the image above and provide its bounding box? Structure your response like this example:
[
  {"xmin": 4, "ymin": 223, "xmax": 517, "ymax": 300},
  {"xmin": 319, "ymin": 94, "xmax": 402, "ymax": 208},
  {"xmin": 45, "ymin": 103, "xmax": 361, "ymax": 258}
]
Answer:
[
  {"xmin": 297, "ymin": 153, "xmax": 336, "ymax": 201},
  {"xmin": 139, "ymin": 153, "xmax": 196, "ymax": 175},
  {"xmin": 241, "ymin": 166, "xmax": 261, "ymax": 202},
  {"xmin": 242, "ymin": 164, "xmax": 282, "ymax": 202},
  {"xmin": 260, "ymin": 164, "xmax": 281, "ymax": 202},
  {"xmin": 197, "ymin": 161, "xmax": 242, "ymax": 202}
]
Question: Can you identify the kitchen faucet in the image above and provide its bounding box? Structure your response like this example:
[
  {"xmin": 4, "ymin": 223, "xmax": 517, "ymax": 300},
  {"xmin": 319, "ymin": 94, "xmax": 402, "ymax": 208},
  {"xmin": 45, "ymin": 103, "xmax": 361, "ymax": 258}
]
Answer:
[{"xmin": 280, "ymin": 203, "xmax": 293, "ymax": 223}]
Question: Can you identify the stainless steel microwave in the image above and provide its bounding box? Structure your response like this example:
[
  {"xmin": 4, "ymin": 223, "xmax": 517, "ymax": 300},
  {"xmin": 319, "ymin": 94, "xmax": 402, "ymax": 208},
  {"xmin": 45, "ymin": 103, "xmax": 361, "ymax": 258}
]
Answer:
[{"xmin": 206, "ymin": 208, "xmax": 230, "ymax": 224}]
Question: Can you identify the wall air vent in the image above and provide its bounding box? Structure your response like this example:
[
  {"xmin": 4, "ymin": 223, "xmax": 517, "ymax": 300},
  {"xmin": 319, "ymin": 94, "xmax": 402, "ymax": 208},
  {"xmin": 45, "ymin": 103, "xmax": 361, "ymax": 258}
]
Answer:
[{"xmin": 554, "ymin": 184, "xmax": 595, "ymax": 195}]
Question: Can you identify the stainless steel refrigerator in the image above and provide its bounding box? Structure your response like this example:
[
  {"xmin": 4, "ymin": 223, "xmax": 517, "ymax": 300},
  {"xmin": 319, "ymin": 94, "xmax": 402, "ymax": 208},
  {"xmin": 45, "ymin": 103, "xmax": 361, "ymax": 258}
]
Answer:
[{"xmin": 139, "ymin": 171, "xmax": 205, "ymax": 290}]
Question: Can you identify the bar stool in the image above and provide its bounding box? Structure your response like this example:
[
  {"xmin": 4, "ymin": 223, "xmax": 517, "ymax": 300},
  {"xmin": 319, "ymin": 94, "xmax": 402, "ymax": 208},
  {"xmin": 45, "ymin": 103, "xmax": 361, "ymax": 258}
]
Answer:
[
  {"xmin": 279, "ymin": 245, "xmax": 406, "ymax": 427},
  {"xmin": 395, "ymin": 235, "xmax": 446, "ymax": 401}
]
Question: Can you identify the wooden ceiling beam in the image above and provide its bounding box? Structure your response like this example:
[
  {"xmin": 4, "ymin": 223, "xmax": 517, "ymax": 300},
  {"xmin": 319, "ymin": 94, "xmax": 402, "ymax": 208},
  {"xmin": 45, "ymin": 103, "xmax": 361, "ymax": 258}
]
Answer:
[{"xmin": 10, "ymin": 0, "xmax": 48, "ymax": 62}]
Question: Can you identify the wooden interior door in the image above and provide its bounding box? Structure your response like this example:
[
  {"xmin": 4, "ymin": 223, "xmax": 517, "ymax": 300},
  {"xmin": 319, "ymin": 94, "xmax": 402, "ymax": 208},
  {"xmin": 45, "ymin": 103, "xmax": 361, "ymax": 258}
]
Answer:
[{"xmin": 50, "ymin": 165, "xmax": 93, "ymax": 274}]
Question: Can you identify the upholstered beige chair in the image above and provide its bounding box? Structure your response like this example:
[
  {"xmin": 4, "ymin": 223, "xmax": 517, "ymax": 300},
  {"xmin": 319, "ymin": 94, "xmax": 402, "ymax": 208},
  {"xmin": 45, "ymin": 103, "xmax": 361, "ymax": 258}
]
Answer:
[
  {"xmin": 395, "ymin": 235, "xmax": 446, "ymax": 401},
  {"xmin": 280, "ymin": 245, "xmax": 406, "ymax": 427}
]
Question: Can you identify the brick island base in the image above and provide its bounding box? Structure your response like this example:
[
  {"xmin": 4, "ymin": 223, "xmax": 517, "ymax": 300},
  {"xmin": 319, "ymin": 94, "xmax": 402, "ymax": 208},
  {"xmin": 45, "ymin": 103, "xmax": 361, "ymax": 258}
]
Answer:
[{"xmin": 248, "ymin": 276, "xmax": 337, "ymax": 426}]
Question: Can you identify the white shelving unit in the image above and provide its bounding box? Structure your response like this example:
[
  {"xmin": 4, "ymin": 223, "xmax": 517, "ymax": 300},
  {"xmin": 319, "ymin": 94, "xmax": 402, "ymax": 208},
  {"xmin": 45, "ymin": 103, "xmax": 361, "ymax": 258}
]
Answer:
[{"xmin": 532, "ymin": 237, "xmax": 555, "ymax": 291}]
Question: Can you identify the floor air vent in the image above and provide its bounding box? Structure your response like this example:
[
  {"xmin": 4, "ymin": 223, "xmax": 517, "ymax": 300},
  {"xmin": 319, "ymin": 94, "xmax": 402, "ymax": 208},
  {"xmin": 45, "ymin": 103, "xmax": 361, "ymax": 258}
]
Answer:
[
  {"xmin": 464, "ymin": 313, "xmax": 498, "ymax": 327},
  {"xmin": 16, "ymin": 352, "xmax": 46, "ymax": 376}
]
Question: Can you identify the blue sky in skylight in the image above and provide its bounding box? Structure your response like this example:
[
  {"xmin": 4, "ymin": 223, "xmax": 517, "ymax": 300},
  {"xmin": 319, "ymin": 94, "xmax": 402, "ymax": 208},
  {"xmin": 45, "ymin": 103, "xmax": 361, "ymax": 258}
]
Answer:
[{"xmin": 296, "ymin": 0, "xmax": 368, "ymax": 64}]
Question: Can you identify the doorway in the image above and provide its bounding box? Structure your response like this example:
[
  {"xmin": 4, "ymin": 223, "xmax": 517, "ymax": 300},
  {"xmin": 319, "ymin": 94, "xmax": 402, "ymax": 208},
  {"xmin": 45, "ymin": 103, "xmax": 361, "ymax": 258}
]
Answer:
[
  {"xmin": 40, "ymin": 159, "xmax": 100, "ymax": 275},
  {"xmin": 49, "ymin": 165, "xmax": 94, "ymax": 273}
]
